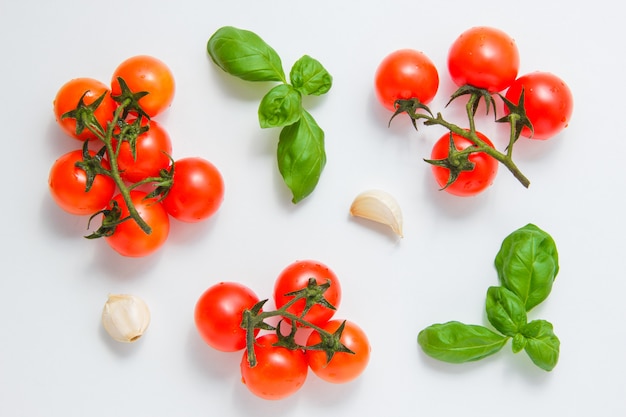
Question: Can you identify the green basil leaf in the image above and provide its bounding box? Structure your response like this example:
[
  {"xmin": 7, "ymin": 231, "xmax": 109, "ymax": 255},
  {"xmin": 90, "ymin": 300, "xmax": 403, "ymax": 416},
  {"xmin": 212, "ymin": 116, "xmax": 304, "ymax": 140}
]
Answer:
[
  {"xmin": 417, "ymin": 321, "xmax": 508, "ymax": 364},
  {"xmin": 207, "ymin": 26, "xmax": 286, "ymax": 82},
  {"xmin": 277, "ymin": 110, "xmax": 326, "ymax": 204},
  {"xmin": 258, "ymin": 84, "xmax": 302, "ymax": 129},
  {"xmin": 521, "ymin": 319, "xmax": 560, "ymax": 371},
  {"xmin": 512, "ymin": 333, "xmax": 527, "ymax": 353},
  {"xmin": 289, "ymin": 55, "xmax": 333, "ymax": 96},
  {"xmin": 485, "ymin": 286, "xmax": 527, "ymax": 337},
  {"xmin": 494, "ymin": 224, "xmax": 559, "ymax": 311}
]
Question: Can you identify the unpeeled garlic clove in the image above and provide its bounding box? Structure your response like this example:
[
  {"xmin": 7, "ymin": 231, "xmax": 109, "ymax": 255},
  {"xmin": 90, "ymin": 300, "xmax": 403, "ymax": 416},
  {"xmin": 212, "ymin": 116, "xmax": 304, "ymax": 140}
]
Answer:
[
  {"xmin": 101, "ymin": 294, "xmax": 151, "ymax": 343},
  {"xmin": 350, "ymin": 189, "xmax": 403, "ymax": 237}
]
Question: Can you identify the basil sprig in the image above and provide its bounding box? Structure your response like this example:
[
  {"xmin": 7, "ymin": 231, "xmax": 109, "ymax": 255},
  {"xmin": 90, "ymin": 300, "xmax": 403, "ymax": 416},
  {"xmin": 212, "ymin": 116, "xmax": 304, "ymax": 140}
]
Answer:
[
  {"xmin": 418, "ymin": 224, "xmax": 561, "ymax": 372},
  {"xmin": 207, "ymin": 26, "xmax": 332, "ymax": 203}
]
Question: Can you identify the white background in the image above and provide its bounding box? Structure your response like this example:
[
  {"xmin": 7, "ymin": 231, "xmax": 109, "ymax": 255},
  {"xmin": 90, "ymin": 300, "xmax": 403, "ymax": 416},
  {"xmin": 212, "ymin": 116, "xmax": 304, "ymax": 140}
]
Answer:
[{"xmin": 1, "ymin": 0, "xmax": 624, "ymax": 415}]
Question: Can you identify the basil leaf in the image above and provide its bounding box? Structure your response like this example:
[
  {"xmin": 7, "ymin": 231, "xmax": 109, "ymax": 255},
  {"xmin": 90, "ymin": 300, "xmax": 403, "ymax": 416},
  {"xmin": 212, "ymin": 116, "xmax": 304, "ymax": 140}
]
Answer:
[
  {"xmin": 512, "ymin": 333, "xmax": 527, "ymax": 353},
  {"xmin": 258, "ymin": 84, "xmax": 302, "ymax": 129},
  {"xmin": 289, "ymin": 55, "xmax": 333, "ymax": 96},
  {"xmin": 485, "ymin": 286, "xmax": 527, "ymax": 337},
  {"xmin": 417, "ymin": 321, "xmax": 508, "ymax": 363},
  {"xmin": 277, "ymin": 110, "xmax": 326, "ymax": 204},
  {"xmin": 521, "ymin": 319, "xmax": 560, "ymax": 371},
  {"xmin": 207, "ymin": 26, "xmax": 286, "ymax": 82},
  {"xmin": 494, "ymin": 224, "xmax": 559, "ymax": 311}
]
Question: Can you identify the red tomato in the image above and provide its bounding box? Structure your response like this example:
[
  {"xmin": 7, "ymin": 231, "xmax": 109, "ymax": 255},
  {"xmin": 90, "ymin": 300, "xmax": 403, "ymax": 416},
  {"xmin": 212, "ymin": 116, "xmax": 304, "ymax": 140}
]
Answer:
[
  {"xmin": 194, "ymin": 282, "xmax": 260, "ymax": 352},
  {"xmin": 53, "ymin": 78, "xmax": 117, "ymax": 141},
  {"xmin": 504, "ymin": 72, "xmax": 574, "ymax": 140},
  {"xmin": 375, "ymin": 49, "xmax": 439, "ymax": 111},
  {"xmin": 114, "ymin": 119, "xmax": 173, "ymax": 183},
  {"xmin": 240, "ymin": 334, "xmax": 308, "ymax": 400},
  {"xmin": 48, "ymin": 149, "xmax": 116, "ymax": 215},
  {"xmin": 448, "ymin": 26, "xmax": 519, "ymax": 92},
  {"xmin": 161, "ymin": 157, "xmax": 225, "ymax": 223},
  {"xmin": 306, "ymin": 319, "xmax": 371, "ymax": 384},
  {"xmin": 104, "ymin": 191, "xmax": 170, "ymax": 257},
  {"xmin": 430, "ymin": 131, "xmax": 499, "ymax": 197},
  {"xmin": 110, "ymin": 55, "xmax": 175, "ymax": 118},
  {"xmin": 273, "ymin": 260, "xmax": 341, "ymax": 328}
]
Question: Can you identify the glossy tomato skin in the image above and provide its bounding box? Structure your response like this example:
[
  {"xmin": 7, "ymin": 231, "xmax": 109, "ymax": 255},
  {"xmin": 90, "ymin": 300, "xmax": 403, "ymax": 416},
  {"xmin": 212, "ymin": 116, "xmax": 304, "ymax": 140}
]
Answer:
[
  {"xmin": 162, "ymin": 157, "xmax": 225, "ymax": 223},
  {"xmin": 104, "ymin": 191, "xmax": 170, "ymax": 257},
  {"xmin": 448, "ymin": 26, "xmax": 519, "ymax": 92},
  {"xmin": 53, "ymin": 78, "xmax": 117, "ymax": 141},
  {"xmin": 504, "ymin": 72, "xmax": 574, "ymax": 140},
  {"xmin": 430, "ymin": 131, "xmax": 499, "ymax": 197},
  {"xmin": 194, "ymin": 282, "xmax": 260, "ymax": 352},
  {"xmin": 240, "ymin": 334, "xmax": 308, "ymax": 400},
  {"xmin": 273, "ymin": 260, "xmax": 341, "ymax": 327},
  {"xmin": 375, "ymin": 49, "xmax": 439, "ymax": 111},
  {"xmin": 48, "ymin": 150, "xmax": 116, "ymax": 215},
  {"xmin": 110, "ymin": 55, "xmax": 175, "ymax": 118},
  {"xmin": 306, "ymin": 319, "xmax": 371, "ymax": 384},
  {"xmin": 115, "ymin": 119, "xmax": 172, "ymax": 183}
]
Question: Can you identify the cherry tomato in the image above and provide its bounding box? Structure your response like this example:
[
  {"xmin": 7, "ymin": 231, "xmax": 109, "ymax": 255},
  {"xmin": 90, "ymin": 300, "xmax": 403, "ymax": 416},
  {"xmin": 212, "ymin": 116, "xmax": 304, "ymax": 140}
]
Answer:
[
  {"xmin": 48, "ymin": 149, "xmax": 116, "ymax": 215},
  {"xmin": 104, "ymin": 191, "xmax": 170, "ymax": 257},
  {"xmin": 110, "ymin": 55, "xmax": 175, "ymax": 118},
  {"xmin": 504, "ymin": 72, "xmax": 574, "ymax": 140},
  {"xmin": 448, "ymin": 26, "xmax": 519, "ymax": 92},
  {"xmin": 114, "ymin": 119, "xmax": 172, "ymax": 183},
  {"xmin": 430, "ymin": 131, "xmax": 499, "ymax": 197},
  {"xmin": 273, "ymin": 260, "xmax": 341, "ymax": 328},
  {"xmin": 240, "ymin": 334, "xmax": 308, "ymax": 400},
  {"xmin": 161, "ymin": 157, "xmax": 225, "ymax": 223},
  {"xmin": 375, "ymin": 49, "xmax": 439, "ymax": 111},
  {"xmin": 194, "ymin": 282, "xmax": 260, "ymax": 352},
  {"xmin": 53, "ymin": 78, "xmax": 117, "ymax": 141},
  {"xmin": 306, "ymin": 319, "xmax": 370, "ymax": 384}
]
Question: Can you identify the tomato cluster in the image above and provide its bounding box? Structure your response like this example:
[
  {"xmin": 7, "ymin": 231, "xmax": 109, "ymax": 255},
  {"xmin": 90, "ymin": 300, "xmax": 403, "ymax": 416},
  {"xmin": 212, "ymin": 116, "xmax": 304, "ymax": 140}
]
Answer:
[
  {"xmin": 48, "ymin": 55, "xmax": 225, "ymax": 257},
  {"xmin": 375, "ymin": 26, "xmax": 574, "ymax": 196},
  {"xmin": 194, "ymin": 260, "xmax": 371, "ymax": 400}
]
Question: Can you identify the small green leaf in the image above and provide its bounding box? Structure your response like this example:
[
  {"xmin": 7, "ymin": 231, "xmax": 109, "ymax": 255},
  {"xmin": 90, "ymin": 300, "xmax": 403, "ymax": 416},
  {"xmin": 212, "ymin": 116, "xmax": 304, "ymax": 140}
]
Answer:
[
  {"xmin": 207, "ymin": 26, "xmax": 286, "ymax": 82},
  {"xmin": 485, "ymin": 286, "xmax": 527, "ymax": 337},
  {"xmin": 512, "ymin": 333, "xmax": 527, "ymax": 353},
  {"xmin": 258, "ymin": 84, "xmax": 302, "ymax": 128},
  {"xmin": 289, "ymin": 55, "xmax": 333, "ymax": 96},
  {"xmin": 521, "ymin": 320, "xmax": 560, "ymax": 371},
  {"xmin": 495, "ymin": 224, "xmax": 559, "ymax": 311},
  {"xmin": 417, "ymin": 321, "xmax": 508, "ymax": 364},
  {"xmin": 277, "ymin": 110, "xmax": 326, "ymax": 204}
]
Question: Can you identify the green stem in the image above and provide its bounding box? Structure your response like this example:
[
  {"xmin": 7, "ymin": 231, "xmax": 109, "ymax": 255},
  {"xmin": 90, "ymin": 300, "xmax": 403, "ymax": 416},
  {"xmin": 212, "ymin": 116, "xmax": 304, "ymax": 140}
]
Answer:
[
  {"xmin": 242, "ymin": 290, "xmax": 340, "ymax": 367},
  {"xmin": 419, "ymin": 113, "xmax": 530, "ymax": 188},
  {"xmin": 83, "ymin": 100, "xmax": 152, "ymax": 234}
]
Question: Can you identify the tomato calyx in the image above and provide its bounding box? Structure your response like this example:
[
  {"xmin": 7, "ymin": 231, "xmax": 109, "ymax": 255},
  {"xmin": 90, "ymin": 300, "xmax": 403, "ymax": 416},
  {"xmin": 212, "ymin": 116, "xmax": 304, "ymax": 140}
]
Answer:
[
  {"xmin": 74, "ymin": 141, "xmax": 110, "ymax": 192},
  {"xmin": 446, "ymin": 85, "xmax": 497, "ymax": 118},
  {"xmin": 424, "ymin": 133, "xmax": 477, "ymax": 190},
  {"xmin": 61, "ymin": 90, "xmax": 109, "ymax": 139},
  {"xmin": 305, "ymin": 320, "xmax": 355, "ymax": 363},
  {"xmin": 85, "ymin": 200, "xmax": 127, "ymax": 238},
  {"xmin": 389, "ymin": 87, "xmax": 531, "ymax": 189},
  {"xmin": 111, "ymin": 77, "xmax": 151, "ymax": 120},
  {"xmin": 496, "ymin": 88, "xmax": 534, "ymax": 144},
  {"xmin": 240, "ymin": 279, "xmax": 351, "ymax": 368},
  {"xmin": 283, "ymin": 277, "xmax": 337, "ymax": 317}
]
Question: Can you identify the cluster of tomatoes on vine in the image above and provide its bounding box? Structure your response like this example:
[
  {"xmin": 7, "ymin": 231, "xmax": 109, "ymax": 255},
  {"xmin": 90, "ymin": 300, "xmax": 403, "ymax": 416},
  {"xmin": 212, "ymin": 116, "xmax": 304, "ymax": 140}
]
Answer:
[
  {"xmin": 374, "ymin": 26, "xmax": 574, "ymax": 196},
  {"xmin": 48, "ymin": 55, "xmax": 225, "ymax": 257},
  {"xmin": 194, "ymin": 260, "xmax": 371, "ymax": 400}
]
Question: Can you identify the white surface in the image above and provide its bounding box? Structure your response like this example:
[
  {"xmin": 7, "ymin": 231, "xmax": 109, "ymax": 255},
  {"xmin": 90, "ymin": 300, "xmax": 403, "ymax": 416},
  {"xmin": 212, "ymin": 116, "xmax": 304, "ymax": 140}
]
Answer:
[{"xmin": 1, "ymin": 0, "xmax": 624, "ymax": 415}]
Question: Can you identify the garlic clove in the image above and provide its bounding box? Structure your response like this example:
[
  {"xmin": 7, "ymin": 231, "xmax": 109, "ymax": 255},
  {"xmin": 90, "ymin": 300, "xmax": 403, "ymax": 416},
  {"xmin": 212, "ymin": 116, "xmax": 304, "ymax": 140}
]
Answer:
[
  {"xmin": 349, "ymin": 189, "xmax": 404, "ymax": 237},
  {"xmin": 101, "ymin": 294, "xmax": 151, "ymax": 343}
]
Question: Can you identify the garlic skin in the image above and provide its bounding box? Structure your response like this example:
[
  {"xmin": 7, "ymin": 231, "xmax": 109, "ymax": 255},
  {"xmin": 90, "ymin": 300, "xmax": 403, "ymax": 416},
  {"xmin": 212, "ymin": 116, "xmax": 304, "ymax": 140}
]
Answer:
[
  {"xmin": 101, "ymin": 294, "xmax": 151, "ymax": 343},
  {"xmin": 349, "ymin": 189, "xmax": 404, "ymax": 237}
]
